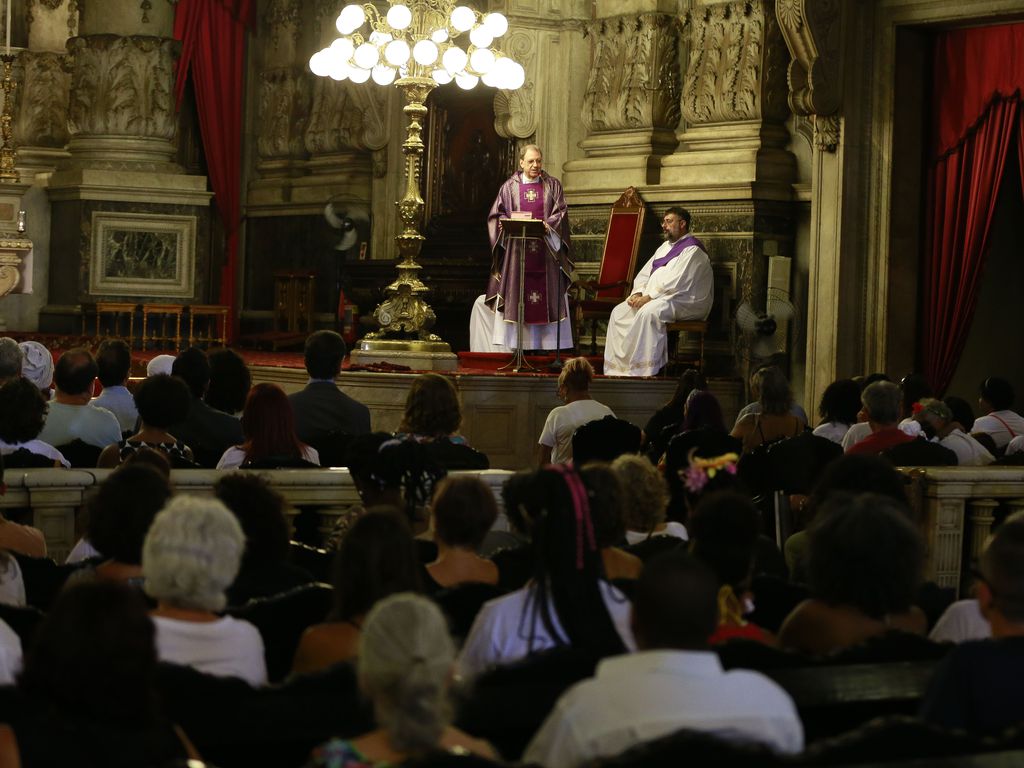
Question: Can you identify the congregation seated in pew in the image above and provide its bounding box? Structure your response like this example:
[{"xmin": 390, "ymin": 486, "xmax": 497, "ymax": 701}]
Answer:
[{"xmin": 9, "ymin": 337, "xmax": 1024, "ymax": 768}]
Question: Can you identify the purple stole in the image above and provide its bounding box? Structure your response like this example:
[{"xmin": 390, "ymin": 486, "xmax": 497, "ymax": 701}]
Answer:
[
  {"xmin": 517, "ymin": 178, "xmax": 548, "ymax": 323},
  {"xmin": 651, "ymin": 233, "xmax": 705, "ymax": 274}
]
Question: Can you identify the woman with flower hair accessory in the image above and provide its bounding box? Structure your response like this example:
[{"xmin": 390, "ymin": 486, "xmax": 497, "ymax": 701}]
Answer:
[
  {"xmin": 665, "ymin": 445, "xmax": 744, "ymax": 526},
  {"xmin": 457, "ymin": 466, "xmax": 634, "ymax": 680}
]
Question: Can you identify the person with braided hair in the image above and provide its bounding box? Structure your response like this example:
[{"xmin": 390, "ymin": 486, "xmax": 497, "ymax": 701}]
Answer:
[
  {"xmin": 306, "ymin": 593, "xmax": 494, "ymax": 766},
  {"xmin": 457, "ymin": 466, "xmax": 635, "ymax": 680}
]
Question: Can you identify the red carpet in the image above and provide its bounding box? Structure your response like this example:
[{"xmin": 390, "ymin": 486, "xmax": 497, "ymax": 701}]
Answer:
[{"xmin": 6, "ymin": 332, "xmax": 625, "ymax": 378}]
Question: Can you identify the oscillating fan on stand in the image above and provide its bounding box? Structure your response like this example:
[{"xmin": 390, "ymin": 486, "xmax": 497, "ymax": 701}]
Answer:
[
  {"xmin": 324, "ymin": 203, "xmax": 370, "ymax": 339},
  {"xmin": 734, "ymin": 287, "xmax": 800, "ymax": 364}
]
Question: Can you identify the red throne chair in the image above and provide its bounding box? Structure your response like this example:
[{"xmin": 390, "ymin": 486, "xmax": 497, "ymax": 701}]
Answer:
[{"xmin": 572, "ymin": 187, "xmax": 646, "ymax": 356}]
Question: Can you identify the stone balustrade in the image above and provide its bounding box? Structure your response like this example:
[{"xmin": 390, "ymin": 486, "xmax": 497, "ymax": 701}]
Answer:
[
  {"xmin": 1, "ymin": 468, "xmax": 516, "ymax": 563},
  {"xmin": 13, "ymin": 464, "xmax": 1022, "ymax": 596},
  {"xmin": 904, "ymin": 466, "xmax": 1024, "ymax": 596}
]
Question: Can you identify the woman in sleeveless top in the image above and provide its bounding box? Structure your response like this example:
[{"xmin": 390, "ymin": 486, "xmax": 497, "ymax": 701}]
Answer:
[
  {"xmin": 731, "ymin": 366, "xmax": 806, "ymax": 453},
  {"xmin": 97, "ymin": 374, "xmax": 195, "ymax": 468}
]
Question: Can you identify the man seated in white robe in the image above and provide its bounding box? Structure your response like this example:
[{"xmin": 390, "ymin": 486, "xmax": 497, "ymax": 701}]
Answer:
[{"xmin": 603, "ymin": 207, "xmax": 713, "ymax": 377}]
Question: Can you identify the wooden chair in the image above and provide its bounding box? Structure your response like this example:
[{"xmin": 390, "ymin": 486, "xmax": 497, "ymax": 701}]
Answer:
[
  {"xmin": 572, "ymin": 187, "xmax": 646, "ymax": 355},
  {"xmin": 83, "ymin": 301, "xmax": 138, "ymax": 347},
  {"xmin": 141, "ymin": 302, "xmax": 184, "ymax": 351},
  {"xmin": 188, "ymin": 304, "xmax": 229, "ymax": 348},
  {"xmin": 665, "ymin": 319, "xmax": 708, "ymax": 373}
]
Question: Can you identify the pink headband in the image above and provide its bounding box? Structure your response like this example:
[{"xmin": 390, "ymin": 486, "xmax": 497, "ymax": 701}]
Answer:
[{"xmin": 551, "ymin": 465, "xmax": 596, "ymax": 569}]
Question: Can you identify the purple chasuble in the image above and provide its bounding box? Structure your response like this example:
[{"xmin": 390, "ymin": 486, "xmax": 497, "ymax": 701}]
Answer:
[
  {"xmin": 651, "ymin": 233, "xmax": 706, "ymax": 273},
  {"xmin": 518, "ymin": 179, "xmax": 548, "ymax": 324}
]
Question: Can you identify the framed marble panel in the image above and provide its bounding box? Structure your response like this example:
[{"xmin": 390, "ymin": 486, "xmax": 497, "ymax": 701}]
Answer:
[{"xmin": 89, "ymin": 212, "xmax": 196, "ymax": 297}]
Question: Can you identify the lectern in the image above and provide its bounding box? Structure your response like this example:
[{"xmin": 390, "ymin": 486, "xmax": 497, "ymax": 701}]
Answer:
[{"xmin": 498, "ymin": 217, "xmax": 547, "ymax": 373}]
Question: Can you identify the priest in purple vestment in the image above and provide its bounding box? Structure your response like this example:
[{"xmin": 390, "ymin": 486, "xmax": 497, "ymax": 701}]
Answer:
[{"xmin": 469, "ymin": 145, "xmax": 573, "ymax": 352}]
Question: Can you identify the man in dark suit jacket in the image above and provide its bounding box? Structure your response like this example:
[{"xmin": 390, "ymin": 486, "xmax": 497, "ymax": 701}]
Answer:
[
  {"xmin": 289, "ymin": 331, "xmax": 371, "ymax": 446},
  {"xmin": 169, "ymin": 348, "xmax": 245, "ymax": 468}
]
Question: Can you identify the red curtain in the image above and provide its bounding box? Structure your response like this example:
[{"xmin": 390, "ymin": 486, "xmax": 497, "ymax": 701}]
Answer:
[
  {"xmin": 173, "ymin": 0, "xmax": 254, "ymax": 342},
  {"xmin": 922, "ymin": 23, "xmax": 1024, "ymax": 395}
]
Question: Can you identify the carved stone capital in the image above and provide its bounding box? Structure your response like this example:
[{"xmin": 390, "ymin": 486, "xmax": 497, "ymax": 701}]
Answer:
[
  {"xmin": 776, "ymin": 0, "xmax": 841, "ymax": 118},
  {"xmin": 263, "ymin": 0, "xmax": 302, "ymax": 58},
  {"xmin": 681, "ymin": 0, "xmax": 789, "ymax": 126},
  {"xmin": 66, "ymin": 35, "xmax": 179, "ymax": 141},
  {"xmin": 14, "ymin": 50, "xmax": 71, "ymax": 149},
  {"xmin": 256, "ymin": 67, "xmax": 311, "ymax": 163},
  {"xmin": 582, "ymin": 13, "xmax": 680, "ymax": 134},
  {"xmin": 304, "ymin": 78, "xmax": 389, "ymax": 156}
]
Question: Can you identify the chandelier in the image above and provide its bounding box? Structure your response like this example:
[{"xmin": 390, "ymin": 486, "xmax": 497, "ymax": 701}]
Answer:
[
  {"xmin": 309, "ymin": 2, "xmax": 526, "ymax": 359},
  {"xmin": 310, "ymin": 3, "xmax": 524, "ymax": 91}
]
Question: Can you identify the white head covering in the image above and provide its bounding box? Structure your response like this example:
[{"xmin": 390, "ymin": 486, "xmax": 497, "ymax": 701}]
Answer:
[
  {"xmin": 19, "ymin": 341, "xmax": 53, "ymax": 391},
  {"xmin": 146, "ymin": 354, "xmax": 176, "ymax": 377}
]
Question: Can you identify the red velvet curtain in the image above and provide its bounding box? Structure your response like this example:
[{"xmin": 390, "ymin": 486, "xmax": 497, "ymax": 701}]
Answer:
[
  {"xmin": 922, "ymin": 23, "xmax": 1024, "ymax": 395},
  {"xmin": 173, "ymin": 0, "xmax": 254, "ymax": 342}
]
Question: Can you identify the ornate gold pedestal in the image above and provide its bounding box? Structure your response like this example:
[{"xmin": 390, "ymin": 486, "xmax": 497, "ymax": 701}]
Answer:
[{"xmin": 352, "ymin": 77, "xmax": 457, "ymax": 370}]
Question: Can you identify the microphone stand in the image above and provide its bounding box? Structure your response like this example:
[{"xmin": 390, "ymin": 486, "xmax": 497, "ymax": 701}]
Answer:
[{"xmin": 549, "ymin": 254, "xmax": 565, "ymax": 372}]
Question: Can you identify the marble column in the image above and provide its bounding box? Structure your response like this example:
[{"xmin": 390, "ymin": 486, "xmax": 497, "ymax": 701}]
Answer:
[
  {"xmin": 42, "ymin": 0, "xmax": 212, "ymax": 331},
  {"xmin": 776, "ymin": 0, "xmax": 865, "ymax": 413}
]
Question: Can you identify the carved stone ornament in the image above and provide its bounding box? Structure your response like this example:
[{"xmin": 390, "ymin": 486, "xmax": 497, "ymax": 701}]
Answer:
[
  {"xmin": 813, "ymin": 113, "xmax": 839, "ymax": 152},
  {"xmin": 776, "ymin": 0, "xmax": 841, "ymax": 126},
  {"xmin": 66, "ymin": 35, "xmax": 179, "ymax": 140},
  {"xmin": 256, "ymin": 66, "xmax": 311, "ymax": 160},
  {"xmin": 493, "ymin": 30, "xmax": 536, "ymax": 140},
  {"xmin": 26, "ymin": 0, "xmax": 67, "ymax": 29},
  {"xmin": 305, "ymin": 78, "xmax": 389, "ymax": 154},
  {"xmin": 582, "ymin": 14, "xmax": 680, "ymax": 134},
  {"xmin": 681, "ymin": 0, "xmax": 789, "ymax": 125},
  {"xmin": 0, "ymin": 253, "xmax": 21, "ymax": 297},
  {"xmin": 314, "ymin": 0, "xmax": 343, "ymax": 44},
  {"xmin": 14, "ymin": 51, "xmax": 71, "ymax": 148},
  {"xmin": 264, "ymin": 0, "xmax": 302, "ymax": 50}
]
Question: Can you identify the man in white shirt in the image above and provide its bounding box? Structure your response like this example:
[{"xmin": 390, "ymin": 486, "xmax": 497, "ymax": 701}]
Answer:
[
  {"xmin": 38, "ymin": 347, "xmax": 121, "ymax": 450},
  {"xmin": 972, "ymin": 377, "xmax": 1024, "ymax": 451},
  {"xmin": 523, "ymin": 551, "xmax": 803, "ymax": 768},
  {"xmin": 603, "ymin": 208, "xmax": 713, "ymax": 377},
  {"xmin": 915, "ymin": 398, "xmax": 994, "ymax": 466}
]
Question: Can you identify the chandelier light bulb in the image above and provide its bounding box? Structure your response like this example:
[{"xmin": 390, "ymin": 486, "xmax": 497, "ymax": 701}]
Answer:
[
  {"xmin": 455, "ymin": 70, "xmax": 479, "ymax": 90},
  {"xmin": 441, "ymin": 45, "xmax": 468, "ymax": 74},
  {"xmin": 506, "ymin": 60, "xmax": 525, "ymax": 90},
  {"xmin": 353, "ymin": 42, "xmax": 379, "ymax": 69},
  {"xmin": 483, "ymin": 13, "xmax": 508, "ymax": 37},
  {"xmin": 413, "ymin": 39, "xmax": 439, "ymax": 66},
  {"xmin": 450, "ymin": 6, "xmax": 475, "ymax": 32},
  {"xmin": 491, "ymin": 56, "xmax": 514, "ymax": 85},
  {"xmin": 309, "ymin": 49, "xmax": 331, "ymax": 77},
  {"xmin": 469, "ymin": 47, "xmax": 495, "ymax": 74},
  {"xmin": 431, "ymin": 28, "xmax": 449, "ymax": 43},
  {"xmin": 336, "ymin": 4, "xmax": 366, "ymax": 34},
  {"xmin": 469, "ymin": 25, "xmax": 493, "ymax": 49},
  {"xmin": 329, "ymin": 59, "xmax": 350, "ymax": 81},
  {"xmin": 481, "ymin": 70, "xmax": 498, "ymax": 87},
  {"xmin": 432, "ymin": 68, "xmax": 454, "ymax": 85},
  {"xmin": 384, "ymin": 39, "xmax": 411, "ymax": 66},
  {"xmin": 385, "ymin": 4, "xmax": 412, "ymax": 30},
  {"xmin": 330, "ymin": 37, "xmax": 355, "ymax": 60},
  {"xmin": 348, "ymin": 66, "xmax": 371, "ymax": 83},
  {"xmin": 371, "ymin": 64, "xmax": 397, "ymax": 85},
  {"xmin": 369, "ymin": 30, "xmax": 393, "ymax": 45}
]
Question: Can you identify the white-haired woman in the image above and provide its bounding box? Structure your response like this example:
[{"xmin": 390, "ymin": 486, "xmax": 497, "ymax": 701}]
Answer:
[
  {"xmin": 143, "ymin": 495, "xmax": 267, "ymax": 686},
  {"xmin": 306, "ymin": 593, "xmax": 493, "ymax": 767}
]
